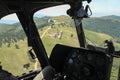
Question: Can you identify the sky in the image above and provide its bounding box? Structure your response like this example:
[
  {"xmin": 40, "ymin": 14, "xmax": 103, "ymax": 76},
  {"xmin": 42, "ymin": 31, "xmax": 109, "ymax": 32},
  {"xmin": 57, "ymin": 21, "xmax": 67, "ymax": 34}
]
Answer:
[
  {"xmin": 89, "ymin": 0, "xmax": 120, "ymax": 16},
  {"xmin": 1, "ymin": 0, "xmax": 120, "ymax": 21},
  {"xmin": 35, "ymin": 0, "xmax": 120, "ymax": 17}
]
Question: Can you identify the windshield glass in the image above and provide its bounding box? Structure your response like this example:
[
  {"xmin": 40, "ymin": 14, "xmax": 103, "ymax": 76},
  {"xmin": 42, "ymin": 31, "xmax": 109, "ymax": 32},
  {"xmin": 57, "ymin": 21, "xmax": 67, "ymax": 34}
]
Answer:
[
  {"xmin": 0, "ymin": 1, "xmax": 119, "ymax": 79},
  {"xmin": 83, "ymin": 1, "xmax": 120, "ymax": 50},
  {"xmin": 33, "ymin": 5, "xmax": 79, "ymax": 56},
  {"xmin": 0, "ymin": 14, "xmax": 40, "ymax": 76},
  {"xmin": 33, "ymin": 4, "xmax": 120, "ymax": 80},
  {"xmin": 83, "ymin": 1, "xmax": 120, "ymax": 80}
]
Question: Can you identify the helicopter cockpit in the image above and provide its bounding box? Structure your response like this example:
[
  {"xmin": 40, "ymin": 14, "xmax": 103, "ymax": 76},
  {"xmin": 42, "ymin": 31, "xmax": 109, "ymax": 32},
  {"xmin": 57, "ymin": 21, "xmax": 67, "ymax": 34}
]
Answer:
[{"xmin": 0, "ymin": 0, "xmax": 120, "ymax": 80}]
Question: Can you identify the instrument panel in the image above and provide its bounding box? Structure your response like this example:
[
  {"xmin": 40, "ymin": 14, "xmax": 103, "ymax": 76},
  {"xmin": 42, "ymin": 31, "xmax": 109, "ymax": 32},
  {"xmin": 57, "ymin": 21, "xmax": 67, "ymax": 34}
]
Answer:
[{"xmin": 63, "ymin": 48, "xmax": 110, "ymax": 80}]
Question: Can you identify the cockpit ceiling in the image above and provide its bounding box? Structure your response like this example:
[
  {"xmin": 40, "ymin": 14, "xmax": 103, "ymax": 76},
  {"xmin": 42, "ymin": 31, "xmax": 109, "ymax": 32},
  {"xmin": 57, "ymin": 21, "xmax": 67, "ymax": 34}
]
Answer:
[{"xmin": 0, "ymin": 0, "xmax": 66, "ymax": 19}]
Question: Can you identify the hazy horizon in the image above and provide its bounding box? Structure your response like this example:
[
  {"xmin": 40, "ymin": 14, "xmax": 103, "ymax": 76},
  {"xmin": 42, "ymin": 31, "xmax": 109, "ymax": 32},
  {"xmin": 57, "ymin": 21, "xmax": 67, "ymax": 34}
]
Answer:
[
  {"xmin": 0, "ymin": 14, "xmax": 120, "ymax": 24},
  {"xmin": 1, "ymin": 0, "xmax": 120, "ymax": 23}
]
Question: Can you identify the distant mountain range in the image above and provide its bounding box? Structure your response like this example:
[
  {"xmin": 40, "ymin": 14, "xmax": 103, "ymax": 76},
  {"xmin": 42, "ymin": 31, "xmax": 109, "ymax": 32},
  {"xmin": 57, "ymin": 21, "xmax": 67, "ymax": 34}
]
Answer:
[
  {"xmin": 102, "ymin": 15, "xmax": 120, "ymax": 20},
  {"xmin": 0, "ymin": 15, "xmax": 120, "ymax": 77},
  {"xmin": 82, "ymin": 15, "xmax": 120, "ymax": 42},
  {"xmin": 34, "ymin": 13, "xmax": 46, "ymax": 18},
  {"xmin": 0, "ymin": 15, "xmax": 120, "ymax": 42},
  {"xmin": 0, "ymin": 20, "xmax": 19, "ymax": 24},
  {"xmin": 0, "ymin": 14, "xmax": 46, "ymax": 24}
]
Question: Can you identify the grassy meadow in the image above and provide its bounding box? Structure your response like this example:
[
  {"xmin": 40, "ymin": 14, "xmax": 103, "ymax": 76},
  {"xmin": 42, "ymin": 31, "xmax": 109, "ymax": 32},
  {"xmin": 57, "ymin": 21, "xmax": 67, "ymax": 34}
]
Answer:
[{"xmin": 0, "ymin": 15, "xmax": 119, "ymax": 80}]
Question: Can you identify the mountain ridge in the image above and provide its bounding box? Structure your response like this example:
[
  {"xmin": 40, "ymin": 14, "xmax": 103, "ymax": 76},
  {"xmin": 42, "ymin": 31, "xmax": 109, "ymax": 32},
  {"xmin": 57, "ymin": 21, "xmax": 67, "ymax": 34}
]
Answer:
[{"xmin": 101, "ymin": 15, "xmax": 120, "ymax": 20}]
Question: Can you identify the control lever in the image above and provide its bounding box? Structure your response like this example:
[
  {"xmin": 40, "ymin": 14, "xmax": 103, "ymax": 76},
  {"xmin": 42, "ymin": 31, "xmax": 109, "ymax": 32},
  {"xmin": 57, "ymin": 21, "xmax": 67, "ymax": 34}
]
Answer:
[
  {"xmin": 104, "ymin": 40, "xmax": 120, "ymax": 58},
  {"xmin": 112, "ymin": 51, "xmax": 120, "ymax": 58},
  {"xmin": 27, "ymin": 49, "xmax": 36, "ymax": 62},
  {"xmin": 33, "ymin": 66, "xmax": 55, "ymax": 80}
]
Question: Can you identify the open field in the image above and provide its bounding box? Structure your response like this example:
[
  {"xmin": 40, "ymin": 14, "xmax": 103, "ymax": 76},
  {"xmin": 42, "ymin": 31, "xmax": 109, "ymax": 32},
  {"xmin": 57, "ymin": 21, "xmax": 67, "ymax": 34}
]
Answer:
[{"xmin": 0, "ymin": 15, "xmax": 120, "ymax": 80}]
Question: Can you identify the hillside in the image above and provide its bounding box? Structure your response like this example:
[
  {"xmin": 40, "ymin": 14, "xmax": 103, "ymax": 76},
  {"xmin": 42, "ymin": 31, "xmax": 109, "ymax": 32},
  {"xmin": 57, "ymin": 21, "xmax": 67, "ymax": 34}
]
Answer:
[
  {"xmin": 37, "ymin": 15, "xmax": 120, "ymax": 44},
  {"xmin": 1, "ymin": 15, "xmax": 120, "ymax": 44},
  {"xmin": 102, "ymin": 15, "xmax": 120, "ymax": 21},
  {"xmin": 0, "ymin": 15, "xmax": 120, "ymax": 80},
  {"xmin": 83, "ymin": 16, "xmax": 120, "ymax": 43},
  {"xmin": 0, "ymin": 24, "xmax": 120, "ymax": 75}
]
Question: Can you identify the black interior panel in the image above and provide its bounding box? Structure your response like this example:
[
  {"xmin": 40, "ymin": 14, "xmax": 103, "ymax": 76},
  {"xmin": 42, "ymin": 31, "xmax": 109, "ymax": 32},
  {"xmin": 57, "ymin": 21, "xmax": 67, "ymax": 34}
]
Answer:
[{"xmin": 50, "ymin": 44, "xmax": 111, "ymax": 80}]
